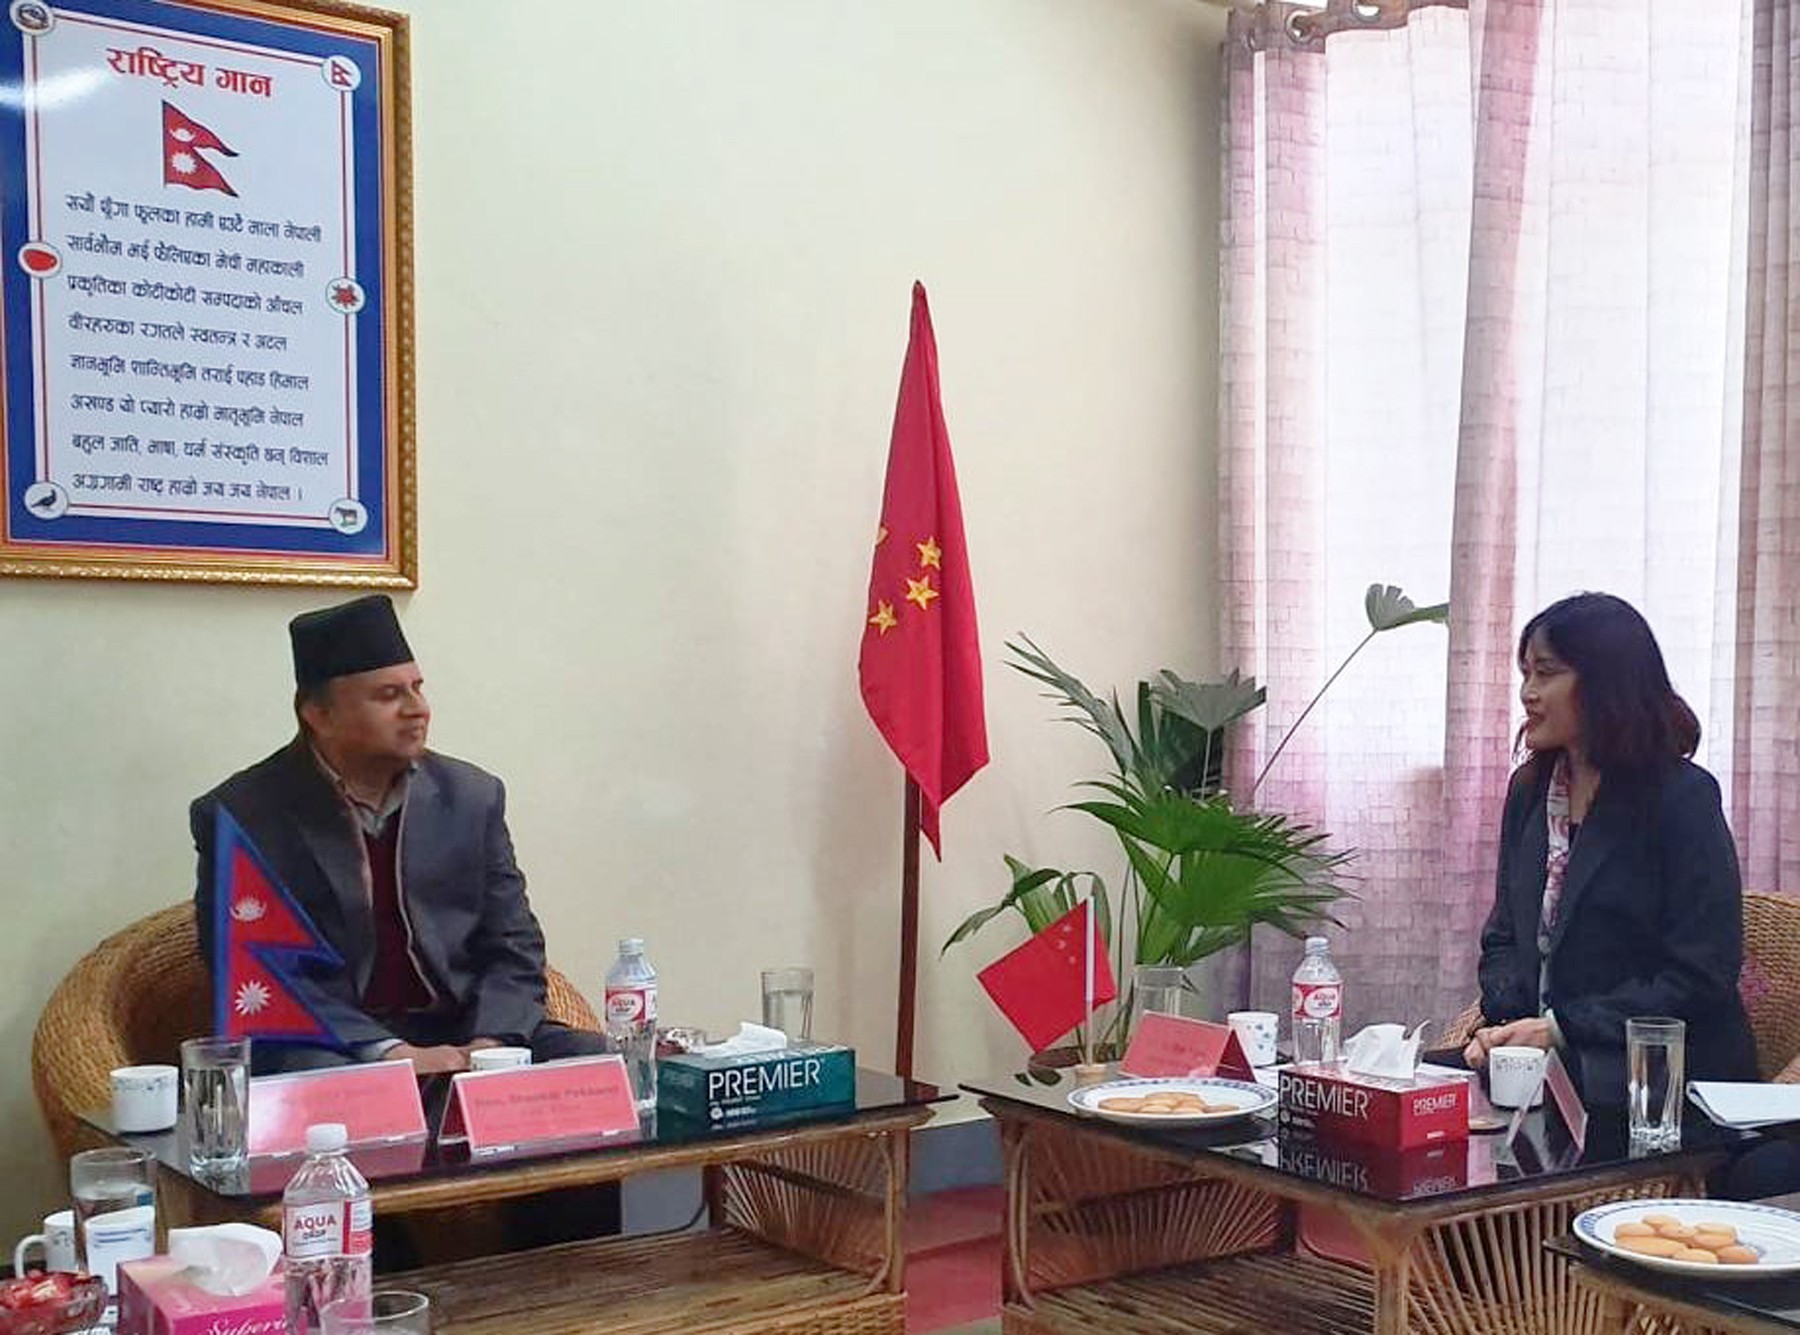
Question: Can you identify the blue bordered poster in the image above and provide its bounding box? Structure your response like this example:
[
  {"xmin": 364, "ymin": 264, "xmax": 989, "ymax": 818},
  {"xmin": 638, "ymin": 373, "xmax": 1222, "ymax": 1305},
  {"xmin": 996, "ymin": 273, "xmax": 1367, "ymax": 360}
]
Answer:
[{"xmin": 0, "ymin": 0, "xmax": 413, "ymax": 585}]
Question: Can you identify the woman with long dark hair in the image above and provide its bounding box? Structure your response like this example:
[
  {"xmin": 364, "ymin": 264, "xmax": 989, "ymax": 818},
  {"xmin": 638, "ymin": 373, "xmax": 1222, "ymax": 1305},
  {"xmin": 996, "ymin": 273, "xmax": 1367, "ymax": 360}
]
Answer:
[{"xmin": 1462, "ymin": 592, "xmax": 1756, "ymax": 1101}]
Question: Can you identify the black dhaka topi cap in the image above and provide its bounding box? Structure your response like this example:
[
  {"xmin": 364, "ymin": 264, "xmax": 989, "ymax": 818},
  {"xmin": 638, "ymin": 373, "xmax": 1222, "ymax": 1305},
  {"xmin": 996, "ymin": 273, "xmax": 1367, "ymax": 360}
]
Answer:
[{"xmin": 290, "ymin": 594, "xmax": 414, "ymax": 689}]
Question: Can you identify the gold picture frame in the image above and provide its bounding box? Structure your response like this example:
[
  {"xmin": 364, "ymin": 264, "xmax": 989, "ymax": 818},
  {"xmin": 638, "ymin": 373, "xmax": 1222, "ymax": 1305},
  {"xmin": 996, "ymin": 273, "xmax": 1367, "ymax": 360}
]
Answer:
[{"xmin": 0, "ymin": 0, "xmax": 415, "ymax": 586}]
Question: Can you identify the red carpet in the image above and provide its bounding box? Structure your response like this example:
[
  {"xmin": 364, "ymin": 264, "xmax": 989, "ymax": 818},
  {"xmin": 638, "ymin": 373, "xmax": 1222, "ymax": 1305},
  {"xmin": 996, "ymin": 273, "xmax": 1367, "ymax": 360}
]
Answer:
[{"xmin": 906, "ymin": 1186, "xmax": 1003, "ymax": 1332}]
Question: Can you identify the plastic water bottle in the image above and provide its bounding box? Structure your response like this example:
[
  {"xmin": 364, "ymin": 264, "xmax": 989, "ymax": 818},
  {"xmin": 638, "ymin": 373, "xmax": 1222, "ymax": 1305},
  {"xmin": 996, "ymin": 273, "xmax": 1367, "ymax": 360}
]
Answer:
[
  {"xmin": 1291, "ymin": 936, "xmax": 1343, "ymax": 1065},
  {"xmin": 283, "ymin": 1123, "xmax": 372, "ymax": 1335},
  {"xmin": 604, "ymin": 937, "xmax": 659, "ymax": 1111}
]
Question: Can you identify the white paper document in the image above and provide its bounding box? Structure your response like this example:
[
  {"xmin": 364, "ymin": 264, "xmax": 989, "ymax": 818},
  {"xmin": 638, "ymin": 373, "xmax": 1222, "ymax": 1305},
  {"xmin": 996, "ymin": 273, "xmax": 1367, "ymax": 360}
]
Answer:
[{"xmin": 1689, "ymin": 1081, "xmax": 1800, "ymax": 1129}]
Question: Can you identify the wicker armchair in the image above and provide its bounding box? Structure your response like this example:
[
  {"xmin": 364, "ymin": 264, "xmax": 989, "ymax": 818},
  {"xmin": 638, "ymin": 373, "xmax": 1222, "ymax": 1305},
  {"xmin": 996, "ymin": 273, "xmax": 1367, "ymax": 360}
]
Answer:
[
  {"xmin": 1437, "ymin": 891, "xmax": 1800, "ymax": 1080},
  {"xmin": 32, "ymin": 902, "xmax": 601, "ymax": 1158}
]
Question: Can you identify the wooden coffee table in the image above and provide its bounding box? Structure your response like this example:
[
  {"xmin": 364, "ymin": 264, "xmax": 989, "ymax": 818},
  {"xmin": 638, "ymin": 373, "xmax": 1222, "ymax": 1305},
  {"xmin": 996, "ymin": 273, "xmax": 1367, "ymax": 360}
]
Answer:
[
  {"xmin": 1552, "ymin": 1193, "xmax": 1800, "ymax": 1335},
  {"xmin": 966, "ymin": 1069, "xmax": 1742, "ymax": 1335},
  {"xmin": 87, "ymin": 1070, "xmax": 942, "ymax": 1335}
]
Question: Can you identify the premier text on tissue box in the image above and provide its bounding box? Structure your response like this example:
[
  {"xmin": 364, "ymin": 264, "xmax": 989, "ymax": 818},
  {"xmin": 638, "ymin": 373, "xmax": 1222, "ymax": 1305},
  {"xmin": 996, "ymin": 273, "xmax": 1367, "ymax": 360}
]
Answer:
[
  {"xmin": 658, "ymin": 1042, "xmax": 855, "ymax": 1126},
  {"xmin": 1278, "ymin": 1063, "xmax": 1469, "ymax": 1150}
]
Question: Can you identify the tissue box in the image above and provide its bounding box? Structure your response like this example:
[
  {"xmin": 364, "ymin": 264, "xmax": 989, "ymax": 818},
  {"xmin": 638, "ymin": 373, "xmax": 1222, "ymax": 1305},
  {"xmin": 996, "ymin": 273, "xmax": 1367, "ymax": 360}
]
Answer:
[
  {"xmin": 1278, "ymin": 1062, "xmax": 1468, "ymax": 1150},
  {"xmin": 658, "ymin": 1042, "xmax": 855, "ymax": 1127},
  {"xmin": 1278, "ymin": 1130, "xmax": 1470, "ymax": 1200},
  {"xmin": 116, "ymin": 1257, "xmax": 286, "ymax": 1335}
]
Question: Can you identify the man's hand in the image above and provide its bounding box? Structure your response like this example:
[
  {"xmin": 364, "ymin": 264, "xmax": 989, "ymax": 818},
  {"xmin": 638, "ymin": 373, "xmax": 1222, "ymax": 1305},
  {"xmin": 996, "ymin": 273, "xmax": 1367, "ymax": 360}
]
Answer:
[
  {"xmin": 384, "ymin": 1043, "xmax": 469, "ymax": 1075},
  {"xmin": 1463, "ymin": 1016, "xmax": 1554, "ymax": 1068},
  {"xmin": 462, "ymin": 1038, "xmax": 502, "ymax": 1055}
]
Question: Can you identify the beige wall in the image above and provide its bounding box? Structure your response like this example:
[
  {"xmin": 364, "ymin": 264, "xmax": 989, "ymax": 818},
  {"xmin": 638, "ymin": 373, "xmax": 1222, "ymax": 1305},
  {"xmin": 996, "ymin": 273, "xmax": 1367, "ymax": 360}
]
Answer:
[{"xmin": 0, "ymin": 0, "xmax": 1223, "ymax": 1237}]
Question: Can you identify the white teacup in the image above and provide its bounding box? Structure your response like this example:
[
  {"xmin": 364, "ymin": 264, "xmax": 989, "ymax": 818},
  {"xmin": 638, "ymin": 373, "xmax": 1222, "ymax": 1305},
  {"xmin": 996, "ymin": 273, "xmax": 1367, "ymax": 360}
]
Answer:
[
  {"xmin": 469, "ymin": 1046, "xmax": 532, "ymax": 1072},
  {"xmin": 82, "ymin": 1203, "xmax": 155, "ymax": 1294},
  {"xmin": 111, "ymin": 1063, "xmax": 179, "ymax": 1133},
  {"xmin": 14, "ymin": 1209, "xmax": 76, "ymax": 1276},
  {"xmin": 1487, "ymin": 1045, "xmax": 1548, "ymax": 1108},
  {"xmin": 1226, "ymin": 1010, "xmax": 1281, "ymax": 1067}
]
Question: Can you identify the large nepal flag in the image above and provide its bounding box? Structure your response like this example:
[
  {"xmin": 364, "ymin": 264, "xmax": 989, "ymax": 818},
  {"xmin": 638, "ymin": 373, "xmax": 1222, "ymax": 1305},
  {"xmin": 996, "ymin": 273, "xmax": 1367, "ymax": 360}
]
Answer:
[{"xmin": 212, "ymin": 805, "xmax": 345, "ymax": 1047}]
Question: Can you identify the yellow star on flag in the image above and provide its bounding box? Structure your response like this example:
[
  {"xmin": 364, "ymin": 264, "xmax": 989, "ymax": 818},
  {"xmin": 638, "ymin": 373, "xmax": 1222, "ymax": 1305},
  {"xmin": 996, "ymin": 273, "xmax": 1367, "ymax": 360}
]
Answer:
[
  {"xmin": 917, "ymin": 537, "xmax": 942, "ymax": 569},
  {"xmin": 905, "ymin": 576, "xmax": 939, "ymax": 611},
  {"xmin": 869, "ymin": 601, "xmax": 898, "ymax": 634}
]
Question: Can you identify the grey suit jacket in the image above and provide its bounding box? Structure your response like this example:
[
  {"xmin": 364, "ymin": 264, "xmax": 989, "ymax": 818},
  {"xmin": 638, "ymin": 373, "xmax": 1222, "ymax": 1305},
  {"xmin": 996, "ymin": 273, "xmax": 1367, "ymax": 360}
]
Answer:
[{"xmin": 192, "ymin": 739, "xmax": 549, "ymax": 1050}]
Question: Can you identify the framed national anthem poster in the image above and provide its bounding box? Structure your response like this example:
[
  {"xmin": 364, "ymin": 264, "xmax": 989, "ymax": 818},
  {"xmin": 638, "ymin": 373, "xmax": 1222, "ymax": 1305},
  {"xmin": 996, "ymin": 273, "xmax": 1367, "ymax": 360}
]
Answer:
[{"xmin": 0, "ymin": 0, "xmax": 414, "ymax": 586}]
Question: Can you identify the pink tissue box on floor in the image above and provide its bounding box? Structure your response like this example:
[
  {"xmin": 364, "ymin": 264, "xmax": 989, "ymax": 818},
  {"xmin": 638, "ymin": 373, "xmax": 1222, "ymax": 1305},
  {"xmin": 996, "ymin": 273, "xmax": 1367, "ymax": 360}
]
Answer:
[{"xmin": 116, "ymin": 1256, "xmax": 285, "ymax": 1335}]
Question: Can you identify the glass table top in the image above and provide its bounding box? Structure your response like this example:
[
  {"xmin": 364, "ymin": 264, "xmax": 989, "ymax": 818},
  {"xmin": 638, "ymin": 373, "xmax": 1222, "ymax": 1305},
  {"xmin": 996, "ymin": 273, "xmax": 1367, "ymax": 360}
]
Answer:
[
  {"xmin": 963, "ymin": 1066, "xmax": 1751, "ymax": 1208},
  {"xmin": 83, "ymin": 1067, "xmax": 947, "ymax": 1202},
  {"xmin": 1548, "ymin": 1190, "xmax": 1800, "ymax": 1333}
]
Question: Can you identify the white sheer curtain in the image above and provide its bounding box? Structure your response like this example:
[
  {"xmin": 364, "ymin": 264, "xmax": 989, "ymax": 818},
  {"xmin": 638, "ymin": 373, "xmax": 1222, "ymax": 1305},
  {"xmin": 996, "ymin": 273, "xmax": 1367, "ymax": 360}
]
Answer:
[{"xmin": 1220, "ymin": 0, "xmax": 1752, "ymax": 1029}]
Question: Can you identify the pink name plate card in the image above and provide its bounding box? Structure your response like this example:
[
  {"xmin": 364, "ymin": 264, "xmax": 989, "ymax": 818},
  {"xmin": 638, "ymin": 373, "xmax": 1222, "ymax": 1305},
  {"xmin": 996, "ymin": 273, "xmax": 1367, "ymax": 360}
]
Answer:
[
  {"xmin": 247, "ymin": 1062, "xmax": 427, "ymax": 1158},
  {"xmin": 1121, "ymin": 1014, "xmax": 1255, "ymax": 1081},
  {"xmin": 441, "ymin": 1056, "xmax": 640, "ymax": 1155}
]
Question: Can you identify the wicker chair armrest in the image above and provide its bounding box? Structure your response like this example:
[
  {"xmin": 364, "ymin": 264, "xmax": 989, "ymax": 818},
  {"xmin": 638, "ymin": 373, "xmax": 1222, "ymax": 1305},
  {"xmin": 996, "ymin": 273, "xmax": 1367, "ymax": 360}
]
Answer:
[
  {"xmin": 32, "ymin": 940, "xmax": 141, "ymax": 1158},
  {"xmin": 545, "ymin": 965, "xmax": 600, "ymax": 1032},
  {"xmin": 1439, "ymin": 1000, "xmax": 1484, "ymax": 1050}
]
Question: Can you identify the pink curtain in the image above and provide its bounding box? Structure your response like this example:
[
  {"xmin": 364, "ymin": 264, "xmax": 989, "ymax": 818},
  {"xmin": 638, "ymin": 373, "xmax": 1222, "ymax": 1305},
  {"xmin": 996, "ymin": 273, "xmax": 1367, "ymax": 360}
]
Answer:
[
  {"xmin": 1220, "ymin": 0, "xmax": 1753, "ymax": 1029},
  {"xmin": 1732, "ymin": 0, "xmax": 1800, "ymax": 894}
]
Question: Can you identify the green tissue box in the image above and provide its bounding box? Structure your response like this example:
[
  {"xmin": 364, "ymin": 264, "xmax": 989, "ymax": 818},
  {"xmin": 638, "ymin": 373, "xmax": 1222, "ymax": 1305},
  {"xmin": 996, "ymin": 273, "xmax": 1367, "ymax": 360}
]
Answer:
[{"xmin": 658, "ymin": 1042, "xmax": 856, "ymax": 1127}]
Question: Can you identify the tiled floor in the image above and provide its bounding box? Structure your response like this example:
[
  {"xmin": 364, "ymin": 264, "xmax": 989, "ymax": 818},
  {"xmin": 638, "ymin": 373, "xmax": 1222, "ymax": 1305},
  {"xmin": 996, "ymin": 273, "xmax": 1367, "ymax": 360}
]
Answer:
[{"xmin": 906, "ymin": 1185, "xmax": 1003, "ymax": 1333}]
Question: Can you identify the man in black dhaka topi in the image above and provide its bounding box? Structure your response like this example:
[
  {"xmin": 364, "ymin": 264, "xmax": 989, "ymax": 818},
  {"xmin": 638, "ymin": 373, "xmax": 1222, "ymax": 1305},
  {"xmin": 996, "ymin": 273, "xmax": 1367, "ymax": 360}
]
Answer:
[{"xmin": 191, "ymin": 594, "xmax": 607, "ymax": 1076}]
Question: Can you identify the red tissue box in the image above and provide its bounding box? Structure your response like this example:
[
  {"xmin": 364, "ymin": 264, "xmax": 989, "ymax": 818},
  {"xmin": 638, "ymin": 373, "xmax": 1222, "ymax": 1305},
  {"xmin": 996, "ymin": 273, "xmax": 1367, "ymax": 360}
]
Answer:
[
  {"xmin": 1278, "ymin": 1062, "xmax": 1468, "ymax": 1150},
  {"xmin": 116, "ymin": 1257, "xmax": 285, "ymax": 1335}
]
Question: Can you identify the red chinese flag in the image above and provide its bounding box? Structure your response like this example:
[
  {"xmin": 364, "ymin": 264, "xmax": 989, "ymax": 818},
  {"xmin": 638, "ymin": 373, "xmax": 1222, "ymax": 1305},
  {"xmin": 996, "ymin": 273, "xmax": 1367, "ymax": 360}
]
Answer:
[
  {"xmin": 977, "ymin": 902, "xmax": 1118, "ymax": 1053},
  {"xmin": 162, "ymin": 101, "xmax": 238, "ymax": 197},
  {"xmin": 858, "ymin": 282, "xmax": 988, "ymax": 854}
]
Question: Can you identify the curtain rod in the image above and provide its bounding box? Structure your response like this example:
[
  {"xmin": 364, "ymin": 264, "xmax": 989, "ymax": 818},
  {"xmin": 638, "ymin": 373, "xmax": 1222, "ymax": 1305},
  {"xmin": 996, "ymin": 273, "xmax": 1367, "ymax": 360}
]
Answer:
[{"xmin": 1207, "ymin": 0, "xmax": 1466, "ymax": 50}]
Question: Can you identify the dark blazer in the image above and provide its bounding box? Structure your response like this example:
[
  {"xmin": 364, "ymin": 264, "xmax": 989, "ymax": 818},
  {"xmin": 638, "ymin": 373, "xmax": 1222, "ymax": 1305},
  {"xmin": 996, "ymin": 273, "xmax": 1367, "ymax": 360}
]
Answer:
[
  {"xmin": 1477, "ymin": 757, "xmax": 1756, "ymax": 1104},
  {"xmin": 192, "ymin": 739, "xmax": 549, "ymax": 1050}
]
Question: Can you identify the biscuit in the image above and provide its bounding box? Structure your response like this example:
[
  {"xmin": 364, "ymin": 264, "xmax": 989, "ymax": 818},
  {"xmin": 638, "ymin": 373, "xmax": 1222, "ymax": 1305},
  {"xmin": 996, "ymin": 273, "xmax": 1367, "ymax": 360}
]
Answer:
[
  {"xmin": 1694, "ymin": 1224, "xmax": 1738, "ymax": 1243},
  {"xmin": 1716, "ymin": 1245, "xmax": 1759, "ymax": 1265},
  {"xmin": 1616, "ymin": 1237, "xmax": 1686, "ymax": 1258},
  {"xmin": 1673, "ymin": 1248, "xmax": 1720, "ymax": 1264},
  {"xmin": 1656, "ymin": 1224, "xmax": 1699, "ymax": 1242},
  {"xmin": 1642, "ymin": 1214, "xmax": 1681, "ymax": 1230},
  {"xmin": 1613, "ymin": 1222, "xmax": 1656, "ymax": 1240},
  {"xmin": 1099, "ymin": 1097, "xmax": 1144, "ymax": 1112}
]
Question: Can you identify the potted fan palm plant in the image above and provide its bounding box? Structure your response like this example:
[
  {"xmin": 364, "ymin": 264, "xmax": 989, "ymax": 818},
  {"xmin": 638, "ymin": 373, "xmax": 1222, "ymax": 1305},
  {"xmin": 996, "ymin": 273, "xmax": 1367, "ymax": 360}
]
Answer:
[{"xmin": 944, "ymin": 583, "xmax": 1448, "ymax": 1065}]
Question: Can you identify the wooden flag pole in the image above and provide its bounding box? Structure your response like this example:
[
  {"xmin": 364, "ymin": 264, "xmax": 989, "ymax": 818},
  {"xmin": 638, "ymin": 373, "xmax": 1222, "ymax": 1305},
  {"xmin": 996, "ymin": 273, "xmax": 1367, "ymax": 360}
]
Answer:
[{"xmin": 895, "ymin": 777, "xmax": 923, "ymax": 1079}]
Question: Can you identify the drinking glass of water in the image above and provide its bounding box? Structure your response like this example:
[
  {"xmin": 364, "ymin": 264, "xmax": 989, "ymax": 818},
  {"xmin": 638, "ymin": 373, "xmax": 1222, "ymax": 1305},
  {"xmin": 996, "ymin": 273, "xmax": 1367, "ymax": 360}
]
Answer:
[
  {"xmin": 1627, "ymin": 1016, "xmax": 1686, "ymax": 1152},
  {"xmin": 761, "ymin": 968, "xmax": 814, "ymax": 1042},
  {"xmin": 181, "ymin": 1035, "xmax": 251, "ymax": 1174},
  {"xmin": 1132, "ymin": 966, "xmax": 1188, "ymax": 1026},
  {"xmin": 70, "ymin": 1146, "xmax": 156, "ymax": 1289},
  {"xmin": 321, "ymin": 1290, "xmax": 432, "ymax": 1333}
]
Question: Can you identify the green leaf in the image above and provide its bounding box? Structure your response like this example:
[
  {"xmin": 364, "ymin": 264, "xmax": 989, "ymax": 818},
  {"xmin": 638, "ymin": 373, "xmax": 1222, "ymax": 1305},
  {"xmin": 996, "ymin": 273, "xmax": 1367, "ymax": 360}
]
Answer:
[
  {"xmin": 941, "ymin": 856, "xmax": 1082, "ymax": 954},
  {"xmin": 1364, "ymin": 583, "xmax": 1450, "ymax": 633},
  {"xmin": 1150, "ymin": 669, "xmax": 1267, "ymax": 733},
  {"xmin": 940, "ymin": 903, "xmax": 1011, "ymax": 956},
  {"xmin": 1006, "ymin": 637, "xmax": 1136, "ymax": 777}
]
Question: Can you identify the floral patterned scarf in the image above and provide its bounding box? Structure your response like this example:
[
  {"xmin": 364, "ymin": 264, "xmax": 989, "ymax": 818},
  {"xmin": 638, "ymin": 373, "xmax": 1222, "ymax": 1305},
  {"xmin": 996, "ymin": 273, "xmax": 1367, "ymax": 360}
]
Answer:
[{"xmin": 1538, "ymin": 753, "xmax": 1574, "ymax": 939}]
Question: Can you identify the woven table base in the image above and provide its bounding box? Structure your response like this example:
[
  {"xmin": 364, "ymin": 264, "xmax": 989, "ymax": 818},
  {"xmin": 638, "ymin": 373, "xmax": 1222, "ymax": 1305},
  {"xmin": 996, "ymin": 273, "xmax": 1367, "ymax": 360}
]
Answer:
[
  {"xmin": 1004, "ymin": 1252, "xmax": 1375, "ymax": 1334},
  {"xmin": 399, "ymin": 1226, "xmax": 903, "ymax": 1335},
  {"xmin": 1003, "ymin": 1246, "xmax": 1640, "ymax": 1335}
]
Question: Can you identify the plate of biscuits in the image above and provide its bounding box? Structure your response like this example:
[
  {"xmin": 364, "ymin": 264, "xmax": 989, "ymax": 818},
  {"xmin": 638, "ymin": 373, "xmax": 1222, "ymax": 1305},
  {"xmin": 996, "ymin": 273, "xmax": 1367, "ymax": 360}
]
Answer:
[
  {"xmin": 1067, "ymin": 1076, "xmax": 1276, "ymax": 1127},
  {"xmin": 1574, "ymin": 1199, "xmax": 1800, "ymax": 1278}
]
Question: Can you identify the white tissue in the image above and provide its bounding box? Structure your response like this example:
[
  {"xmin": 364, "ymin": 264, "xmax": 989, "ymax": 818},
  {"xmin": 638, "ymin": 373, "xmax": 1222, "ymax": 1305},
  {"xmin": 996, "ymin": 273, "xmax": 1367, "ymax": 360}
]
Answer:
[
  {"xmin": 1341, "ymin": 1023, "xmax": 1427, "ymax": 1081},
  {"xmin": 167, "ymin": 1224, "xmax": 282, "ymax": 1295},
  {"xmin": 697, "ymin": 1022, "xmax": 791, "ymax": 1057}
]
